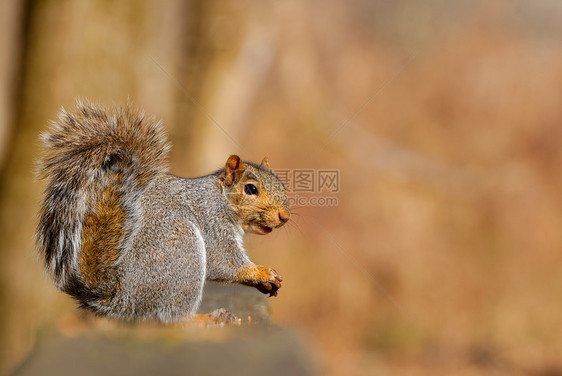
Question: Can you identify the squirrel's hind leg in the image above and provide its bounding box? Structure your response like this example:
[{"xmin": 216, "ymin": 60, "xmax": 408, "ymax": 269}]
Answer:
[
  {"xmin": 187, "ymin": 308, "xmax": 241, "ymax": 327},
  {"xmin": 119, "ymin": 218, "xmax": 208, "ymax": 323}
]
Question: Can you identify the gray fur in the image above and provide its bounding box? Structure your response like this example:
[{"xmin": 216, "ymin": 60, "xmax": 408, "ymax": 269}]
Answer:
[
  {"xmin": 36, "ymin": 100, "xmax": 288, "ymax": 323},
  {"xmin": 106, "ymin": 174, "xmax": 251, "ymax": 322}
]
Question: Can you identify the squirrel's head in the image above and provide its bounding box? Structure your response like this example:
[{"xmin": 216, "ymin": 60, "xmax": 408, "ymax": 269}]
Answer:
[{"xmin": 220, "ymin": 155, "xmax": 290, "ymax": 235}]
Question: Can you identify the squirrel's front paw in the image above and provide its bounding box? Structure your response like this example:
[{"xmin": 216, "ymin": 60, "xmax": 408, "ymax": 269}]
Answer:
[
  {"xmin": 252, "ymin": 266, "xmax": 283, "ymax": 297},
  {"xmin": 235, "ymin": 265, "xmax": 283, "ymax": 297}
]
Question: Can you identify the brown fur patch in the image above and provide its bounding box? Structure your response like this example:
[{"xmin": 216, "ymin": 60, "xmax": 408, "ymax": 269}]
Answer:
[{"xmin": 80, "ymin": 175, "xmax": 125, "ymax": 297}]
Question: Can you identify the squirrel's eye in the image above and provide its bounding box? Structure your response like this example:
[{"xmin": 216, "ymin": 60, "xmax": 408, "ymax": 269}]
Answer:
[{"xmin": 244, "ymin": 183, "xmax": 259, "ymax": 196}]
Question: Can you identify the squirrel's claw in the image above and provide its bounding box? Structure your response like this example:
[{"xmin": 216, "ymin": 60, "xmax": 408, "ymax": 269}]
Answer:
[
  {"xmin": 253, "ymin": 267, "xmax": 282, "ymax": 297},
  {"xmin": 255, "ymin": 281, "xmax": 280, "ymax": 297}
]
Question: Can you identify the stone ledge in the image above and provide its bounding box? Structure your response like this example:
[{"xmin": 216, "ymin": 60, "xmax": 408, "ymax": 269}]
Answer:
[{"xmin": 11, "ymin": 282, "xmax": 314, "ymax": 376}]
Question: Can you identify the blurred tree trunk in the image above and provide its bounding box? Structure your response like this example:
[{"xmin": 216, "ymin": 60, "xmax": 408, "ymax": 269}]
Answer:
[
  {"xmin": 183, "ymin": 2, "xmax": 275, "ymax": 171},
  {"xmin": 0, "ymin": 0, "xmax": 26, "ymax": 172}
]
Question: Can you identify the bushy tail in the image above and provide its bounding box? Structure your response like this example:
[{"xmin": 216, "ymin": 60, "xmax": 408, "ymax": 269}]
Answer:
[{"xmin": 36, "ymin": 100, "xmax": 170, "ymax": 293}]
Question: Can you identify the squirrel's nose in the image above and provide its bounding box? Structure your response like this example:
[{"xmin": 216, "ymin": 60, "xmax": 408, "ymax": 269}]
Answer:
[{"xmin": 278, "ymin": 208, "xmax": 290, "ymax": 224}]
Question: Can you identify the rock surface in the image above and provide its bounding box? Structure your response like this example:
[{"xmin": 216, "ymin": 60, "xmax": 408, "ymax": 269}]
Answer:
[{"xmin": 11, "ymin": 282, "xmax": 314, "ymax": 376}]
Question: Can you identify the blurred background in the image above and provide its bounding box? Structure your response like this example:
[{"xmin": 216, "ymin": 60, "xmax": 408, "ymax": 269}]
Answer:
[{"xmin": 1, "ymin": 0, "xmax": 562, "ymax": 375}]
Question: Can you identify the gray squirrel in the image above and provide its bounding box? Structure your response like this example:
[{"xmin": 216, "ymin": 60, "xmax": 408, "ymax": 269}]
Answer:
[{"xmin": 36, "ymin": 100, "xmax": 290, "ymax": 323}]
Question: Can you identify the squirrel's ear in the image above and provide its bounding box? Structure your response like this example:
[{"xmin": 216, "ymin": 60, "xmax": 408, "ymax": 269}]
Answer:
[
  {"xmin": 225, "ymin": 155, "xmax": 245, "ymax": 186},
  {"xmin": 260, "ymin": 157, "xmax": 271, "ymax": 170}
]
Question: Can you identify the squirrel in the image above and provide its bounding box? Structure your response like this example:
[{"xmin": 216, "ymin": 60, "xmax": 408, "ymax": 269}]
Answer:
[{"xmin": 36, "ymin": 100, "xmax": 290, "ymax": 324}]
